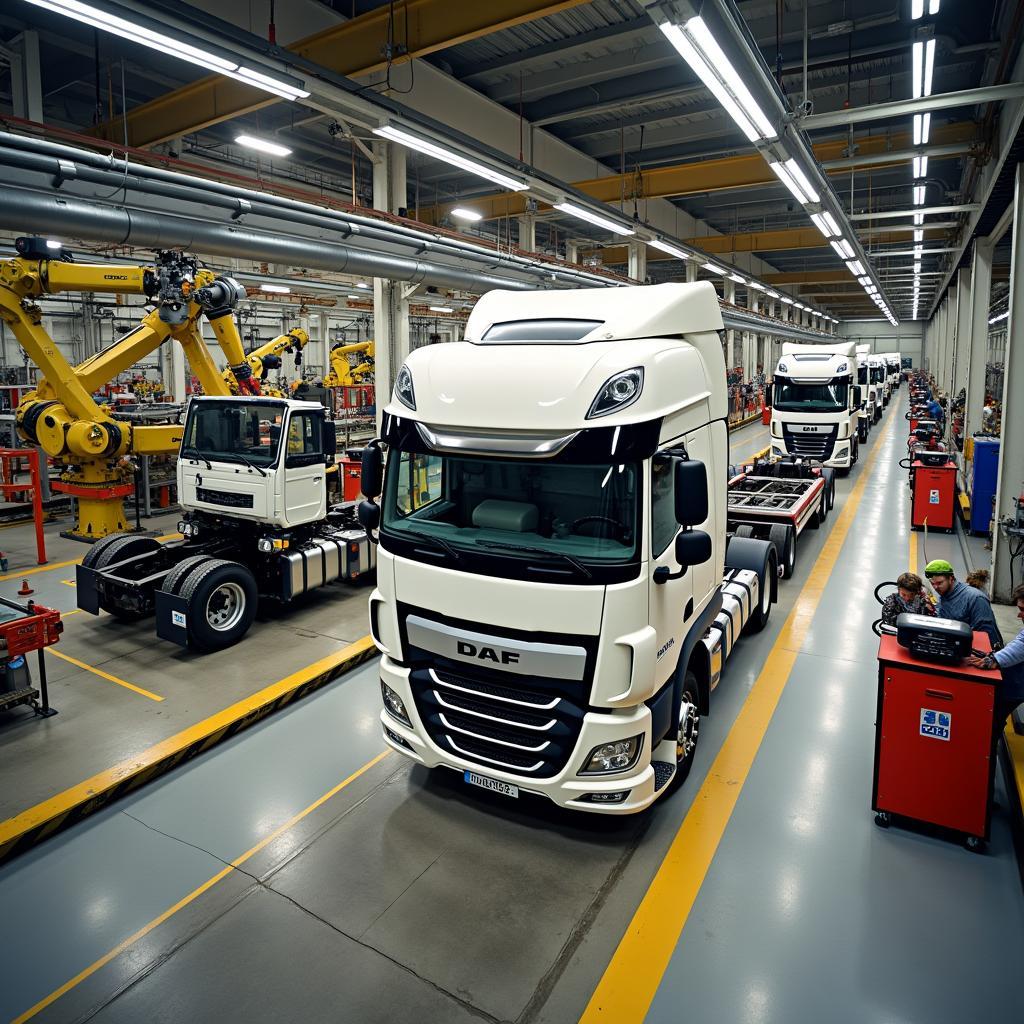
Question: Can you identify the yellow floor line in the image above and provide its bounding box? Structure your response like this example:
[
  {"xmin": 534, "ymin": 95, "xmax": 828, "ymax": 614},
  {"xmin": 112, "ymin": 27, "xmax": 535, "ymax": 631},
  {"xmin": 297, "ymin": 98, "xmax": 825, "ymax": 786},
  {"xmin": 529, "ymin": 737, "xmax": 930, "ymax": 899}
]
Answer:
[
  {"xmin": 580, "ymin": 409, "xmax": 896, "ymax": 1024},
  {"xmin": 0, "ymin": 533, "xmax": 181, "ymax": 584},
  {"xmin": 909, "ymin": 526, "xmax": 918, "ymax": 575},
  {"xmin": 48, "ymin": 649, "xmax": 164, "ymax": 703},
  {"xmin": 12, "ymin": 747, "xmax": 390, "ymax": 1024}
]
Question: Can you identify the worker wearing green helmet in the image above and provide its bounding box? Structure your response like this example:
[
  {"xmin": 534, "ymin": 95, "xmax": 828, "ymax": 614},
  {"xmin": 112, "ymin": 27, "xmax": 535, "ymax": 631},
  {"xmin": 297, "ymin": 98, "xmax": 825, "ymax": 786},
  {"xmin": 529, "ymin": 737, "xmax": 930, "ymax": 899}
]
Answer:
[{"xmin": 924, "ymin": 559, "xmax": 1003, "ymax": 650}]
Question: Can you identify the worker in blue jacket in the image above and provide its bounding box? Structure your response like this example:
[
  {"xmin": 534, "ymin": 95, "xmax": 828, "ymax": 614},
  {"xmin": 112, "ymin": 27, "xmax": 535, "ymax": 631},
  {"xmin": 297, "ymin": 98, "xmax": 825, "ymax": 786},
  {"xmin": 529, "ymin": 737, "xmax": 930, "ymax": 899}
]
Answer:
[
  {"xmin": 968, "ymin": 583, "xmax": 1024, "ymax": 725},
  {"xmin": 925, "ymin": 559, "xmax": 1003, "ymax": 649},
  {"xmin": 926, "ymin": 397, "xmax": 945, "ymax": 431}
]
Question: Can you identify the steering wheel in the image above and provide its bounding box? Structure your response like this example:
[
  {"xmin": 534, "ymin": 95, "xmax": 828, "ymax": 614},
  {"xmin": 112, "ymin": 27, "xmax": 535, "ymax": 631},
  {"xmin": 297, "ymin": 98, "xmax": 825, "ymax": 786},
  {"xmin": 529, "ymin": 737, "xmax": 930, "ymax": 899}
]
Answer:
[{"xmin": 571, "ymin": 515, "xmax": 625, "ymax": 541}]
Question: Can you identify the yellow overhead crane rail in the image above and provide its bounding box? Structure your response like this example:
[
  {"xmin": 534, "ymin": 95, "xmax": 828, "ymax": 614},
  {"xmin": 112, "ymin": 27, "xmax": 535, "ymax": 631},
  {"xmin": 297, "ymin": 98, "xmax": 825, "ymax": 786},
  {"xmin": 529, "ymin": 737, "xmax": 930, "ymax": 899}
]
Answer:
[
  {"xmin": 0, "ymin": 239, "xmax": 266, "ymax": 539},
  {"xmin": 323, "ymin": 340, "xmax": 374, "ymax": 388}
]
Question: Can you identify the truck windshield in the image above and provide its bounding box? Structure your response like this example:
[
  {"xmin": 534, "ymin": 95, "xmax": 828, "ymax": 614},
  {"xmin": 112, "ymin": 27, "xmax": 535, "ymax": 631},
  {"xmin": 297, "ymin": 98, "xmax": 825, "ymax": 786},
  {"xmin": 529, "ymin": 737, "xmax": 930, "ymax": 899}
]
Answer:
[
  {"xmin": 772, "ymin": 380, "xmax": 849, "ymax": 413},
  {"xmin": 871, "ymin": 366, "xmax": 885, "ymax": 384},
  {"xmin": 381, "ymin": 449, "xmax": 639, "ymax": 566},
  {"xmin": 857, "ymin": 366, "xmax": 867, "ymax": 385},
  {"xmin": 181, "ymin": 400, "xmax": 284, "ymax": 466}
]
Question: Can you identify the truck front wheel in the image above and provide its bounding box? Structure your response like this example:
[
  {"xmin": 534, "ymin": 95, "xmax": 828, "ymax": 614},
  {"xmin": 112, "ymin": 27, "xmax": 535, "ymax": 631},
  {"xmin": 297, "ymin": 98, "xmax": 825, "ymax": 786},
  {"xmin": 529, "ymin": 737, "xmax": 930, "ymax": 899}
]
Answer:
[
  {"xmin": 673, "ymin": 671, "xmax": 701, "ymax": 788},
  {"xmin": 90, "ymin": 535, "xmax": 162, "ymax": 621},
  {"xmin": 179, "ymin": 560, "xmax": 258, "ymax": 652}
]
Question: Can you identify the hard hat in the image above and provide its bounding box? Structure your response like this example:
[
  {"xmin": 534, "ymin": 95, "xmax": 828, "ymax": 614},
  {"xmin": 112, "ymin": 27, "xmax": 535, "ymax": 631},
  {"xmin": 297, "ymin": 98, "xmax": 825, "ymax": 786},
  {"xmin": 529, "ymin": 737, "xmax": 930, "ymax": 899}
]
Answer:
[{"xmin": 924, "ymin": 559, "xmax": 954, "ymax": 577}]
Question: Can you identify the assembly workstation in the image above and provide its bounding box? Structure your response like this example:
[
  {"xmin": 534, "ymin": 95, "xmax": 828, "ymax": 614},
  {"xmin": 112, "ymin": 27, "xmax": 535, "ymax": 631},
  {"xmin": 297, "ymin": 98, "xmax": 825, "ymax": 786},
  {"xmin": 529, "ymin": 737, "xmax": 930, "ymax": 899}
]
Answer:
[{"xmin": 1, "ymin": 1, "xmax": 1023, "ymax": 1022}]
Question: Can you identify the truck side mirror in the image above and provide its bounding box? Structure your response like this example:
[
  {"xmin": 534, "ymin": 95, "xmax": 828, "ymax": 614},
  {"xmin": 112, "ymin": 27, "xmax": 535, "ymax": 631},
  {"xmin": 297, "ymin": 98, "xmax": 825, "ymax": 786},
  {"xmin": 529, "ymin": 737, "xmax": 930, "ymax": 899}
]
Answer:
[
  {"xmin": 358, "ymin": 500, "xmax": 381, "ymax": 532},
  {"xmin": 361, "ymin": 443, "xmax": 383, "ymax": 499},
  {"xmin": 764, "ymin": 383, "xmax": 772, "ymax": 408},
  {"xmin": 675, "ymin": 529, "xmax": 712, "ymax": 568},
  {"xmin": 852, "ymin": 385, "xmax": 862, "ymax": 408},
  {"xmin": 674, "ymin": 459, "xmax": 708, "ymax": 526},
  {"xmin": 321, "ymin": 418, "xmax": 337, "ymax": 456}
]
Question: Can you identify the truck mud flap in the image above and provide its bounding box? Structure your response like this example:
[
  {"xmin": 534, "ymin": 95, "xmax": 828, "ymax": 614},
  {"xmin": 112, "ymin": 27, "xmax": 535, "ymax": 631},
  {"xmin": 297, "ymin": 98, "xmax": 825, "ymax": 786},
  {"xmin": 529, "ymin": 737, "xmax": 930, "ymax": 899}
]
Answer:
[
  {"xmin": 75, "ymin": 565, "xmax": 101, "ymax": 615},
  {"xmin": 155, "ymin": 589, "xmax": 190, "ymax": 648}
]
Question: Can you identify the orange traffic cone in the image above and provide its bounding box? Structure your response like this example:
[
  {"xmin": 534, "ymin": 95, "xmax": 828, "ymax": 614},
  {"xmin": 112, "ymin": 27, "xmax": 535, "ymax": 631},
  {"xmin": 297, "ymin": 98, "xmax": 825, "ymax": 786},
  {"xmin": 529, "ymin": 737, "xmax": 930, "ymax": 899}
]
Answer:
[{"xmin": 18, "ymin": 579, "xmax": 33, "ymax": 595}]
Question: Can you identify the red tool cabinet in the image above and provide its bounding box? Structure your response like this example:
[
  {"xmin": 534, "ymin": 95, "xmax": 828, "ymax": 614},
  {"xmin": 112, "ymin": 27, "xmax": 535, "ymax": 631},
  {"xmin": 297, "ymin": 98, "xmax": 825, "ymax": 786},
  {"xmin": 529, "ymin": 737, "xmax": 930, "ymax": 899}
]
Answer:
[
  {"xmin": 910, "ymin": 460, "xmax": 956, "ymax": 531},
  {"xmin": 873, "ymin": 633, "xmax": 996, "ymax": 847}
]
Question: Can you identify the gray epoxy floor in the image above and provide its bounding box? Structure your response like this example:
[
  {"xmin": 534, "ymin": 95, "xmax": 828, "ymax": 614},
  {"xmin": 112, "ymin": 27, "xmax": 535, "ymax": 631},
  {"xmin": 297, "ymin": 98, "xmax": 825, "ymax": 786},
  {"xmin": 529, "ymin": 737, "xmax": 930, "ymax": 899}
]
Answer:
[{"xmin": 2, "ymin": 395, "xmax": 1021, "ymax": 1024}]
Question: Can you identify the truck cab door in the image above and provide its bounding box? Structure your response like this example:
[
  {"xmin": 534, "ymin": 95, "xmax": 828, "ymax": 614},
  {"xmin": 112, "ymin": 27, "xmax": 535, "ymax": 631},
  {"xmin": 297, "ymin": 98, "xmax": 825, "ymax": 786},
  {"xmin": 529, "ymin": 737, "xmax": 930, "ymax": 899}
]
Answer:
[{"xmin": 282, "ymin": 411, "xmax": 327, "ymax": 526}]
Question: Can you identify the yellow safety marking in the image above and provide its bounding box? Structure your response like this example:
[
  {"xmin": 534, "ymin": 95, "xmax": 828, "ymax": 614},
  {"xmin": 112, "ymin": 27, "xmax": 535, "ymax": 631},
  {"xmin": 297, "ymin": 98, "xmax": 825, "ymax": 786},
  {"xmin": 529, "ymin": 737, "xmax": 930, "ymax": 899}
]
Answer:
[
  {"xmin": 1004, "ymin": 722, "xmax": 1024, "ymax": 822},
  {"xmin": 59, "ymin": 609, "xmax": 82, "ymax": 617},
  {"xmin": 0, "ymin": 635, "xmax": 377, "ymax": 853},
  {"xmin": 12, "ymin": 746, "xmax": 391, "ymax": 1024},
  {"xmin": 48, "ymin": 649, "xmax": 164, "ymax": 703},
  {"xmin": 0, "ymin": 533, "xmax": 181, "ymax": 584},
  {"xmin": 580, "ymin": 410, "xmax": 896, "ymax": 1024},
  {"xmin": 60, "ymin": 579, "xmax": 76, "ymax": 587}
]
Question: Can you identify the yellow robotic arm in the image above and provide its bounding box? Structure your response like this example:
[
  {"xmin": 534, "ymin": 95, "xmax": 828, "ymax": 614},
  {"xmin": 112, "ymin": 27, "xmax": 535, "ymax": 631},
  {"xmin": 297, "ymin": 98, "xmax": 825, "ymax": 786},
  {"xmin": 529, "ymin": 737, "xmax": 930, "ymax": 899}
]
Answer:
[
  {"xmin": 222, "ymin": 328, "xmax": 309, "ymax": 395},
  {"xmin": 323, "ymin": 340, "xmax": 374, "ymax": 387}
]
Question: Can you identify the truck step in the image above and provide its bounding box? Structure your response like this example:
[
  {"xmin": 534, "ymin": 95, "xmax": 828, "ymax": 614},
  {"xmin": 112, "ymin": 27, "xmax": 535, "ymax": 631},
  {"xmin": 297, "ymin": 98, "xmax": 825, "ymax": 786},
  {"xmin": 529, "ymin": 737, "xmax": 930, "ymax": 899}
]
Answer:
[{"xmin": 652, "ymin": 761, "xmax": 676, "ymax": 791}]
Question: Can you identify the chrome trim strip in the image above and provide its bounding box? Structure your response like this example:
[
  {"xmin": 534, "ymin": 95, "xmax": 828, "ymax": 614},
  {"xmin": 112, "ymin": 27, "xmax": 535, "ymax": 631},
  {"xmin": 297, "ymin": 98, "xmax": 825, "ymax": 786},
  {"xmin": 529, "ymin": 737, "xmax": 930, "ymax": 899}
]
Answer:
[
  {"xmin": 439, "ymin": 713, "xmax": 551, "ymax": 752},
  {"xmin": 429, "ymin": 669, "xmax": 560, "ymax": 710},
  {"xmin": 415, "ymin": 420, "xmax": 579, "ymax": 458},
  {"xmin": 433, "ymin": 690, "xmax": 556, "ymax": 731},
  {"xmin": 445, "ymin": 735, "xmax": 544, "ymax": 773}
]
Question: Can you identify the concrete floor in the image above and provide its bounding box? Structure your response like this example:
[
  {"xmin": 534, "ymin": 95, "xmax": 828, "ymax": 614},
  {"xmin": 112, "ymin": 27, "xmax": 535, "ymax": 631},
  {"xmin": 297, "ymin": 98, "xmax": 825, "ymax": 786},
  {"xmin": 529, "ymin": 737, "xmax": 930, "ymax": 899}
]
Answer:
[{"xmin": 2, "ymin": 401, "xmax": 1022, "ymax": 1024}]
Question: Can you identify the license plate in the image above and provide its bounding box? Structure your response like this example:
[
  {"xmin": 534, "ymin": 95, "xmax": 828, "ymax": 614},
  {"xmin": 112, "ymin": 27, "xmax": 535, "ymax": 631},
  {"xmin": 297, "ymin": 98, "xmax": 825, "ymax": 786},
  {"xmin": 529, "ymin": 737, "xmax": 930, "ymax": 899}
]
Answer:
[{"xmin": 464, "ymin": 770, "xmax": 519, "ymax": 798}]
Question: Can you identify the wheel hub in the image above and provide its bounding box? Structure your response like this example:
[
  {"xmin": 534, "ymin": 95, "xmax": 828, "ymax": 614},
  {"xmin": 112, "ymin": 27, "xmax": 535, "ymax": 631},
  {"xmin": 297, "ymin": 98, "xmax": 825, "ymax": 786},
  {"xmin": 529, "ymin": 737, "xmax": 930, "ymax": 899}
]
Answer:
[
  {"xmin": 676, "ymin": 696, "xmax": 699, "ymax": 762},
  {"xmin": 206, "ymin": 581, "xmax": 246, "ymax": 632}
]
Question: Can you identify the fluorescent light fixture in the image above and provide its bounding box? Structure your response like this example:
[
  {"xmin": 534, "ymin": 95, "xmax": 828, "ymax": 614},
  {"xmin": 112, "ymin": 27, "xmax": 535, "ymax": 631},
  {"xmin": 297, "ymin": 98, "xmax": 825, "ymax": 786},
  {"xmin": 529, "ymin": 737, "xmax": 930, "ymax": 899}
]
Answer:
[
  {"xmin": 702, "ymin": 262, "xmax": 726, "ymax": 275},
  {"xmin": 659, "ymin": 18, "xmax": 776, "ymax": 143},
  {"xmin": 779, "ymin": 296, "xmax": 794, "ymax": 304},
  {"xmin": 450, "ymin": 207, "xmax": 483, "ymax": 222},
  {"xmin": 914, "ymin": 245, "xmax": 924, "ymax": 258},
  {"xmin": 857, "ymin": 276, "xmax": 871, "ymax": 286},
  {"xmin": 374, "ymin": 124, "xmax": 529, "ymax": 191},
  {"xmin": 912, "ymin": 0, "xmax": 924, "ymax": 18},
  {"xmin": 45, "ymin": 239, "xmax": 62, "ymax": 249},
  {"xmin": 428, "ymin": 305, "xmax": 454, "ymax": 313},
  {"xmin": 769, "ymin": 158, "xmax": 819, "ymax": 204},
  {"xmin": 846, "ymin": 260, "xmax": 865, "ymax": 276},
  {"xmin": 235, "ymin": 134, "xmax": 291, "ymax": 158},
  {"xmin": 260, "ymin": 283, "xmax": 290, "ymax": 293},
  {"xmin": 356, "ymin": 282, "xmax": 369, "ymax": 289},
  {"xmin": 347, "ymin": 294, "xmax": 362, "ymax": 299},
  {"xmin": 748, "ymin": 281, "xmax": 767, "ymax": 292},
  {"xmin": 913, "ymin": 112, "xmax": 931, "ymax": 145},
  {"xmin": 914, "ymin": 261, "xmax": 922, "ymax": 273},
  {"xmin": 989, "ymin": 310, "xmax": 1009, "ymax": 325},
  {"xmin": 809, "ymin": 210, "xmax": 842, "ymax": 239},
  {"xmin": 766, "ymin": 290, "xmax": 780, "ymax": 298},
  {"xmin": 913, "ymin": 185, "xmax": 926, "ymax": 205},
  {"xmin": 929, "ymin": 0, "xmax": 940, "ymax": 12},
  {"xmin": 648, "ymin": 238, "xmax": 690, "ymax": 259},
  {"xmin": 554, "ymin": 201, "xmax": 635, "ymax": 236},
  {"xmin": 729, "ymin": 273, "xmax": 747, "ymax": 284},
  {"xmin": 830, "ymin": 238, "xmax": 855, "ymax": 260},
  {"xmin": 912, "ymin": 155, "xmax": 928, "ymax": 179},
  {"xmin": 24, "ymin": 1, "xmax": 309, "ymax": 100},
  {"xmin": 923, "ymin": 38, "xmax": 935, "ymax": 97}
]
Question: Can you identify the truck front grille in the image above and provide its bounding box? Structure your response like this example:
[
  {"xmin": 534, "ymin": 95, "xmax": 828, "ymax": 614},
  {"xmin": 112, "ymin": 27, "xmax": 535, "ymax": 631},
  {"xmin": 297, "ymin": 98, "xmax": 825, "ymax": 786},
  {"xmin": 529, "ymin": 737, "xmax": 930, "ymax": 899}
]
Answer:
[
  {"xmin": 782, "ymin": 425, "xmax": 838, "ymax": 460},
  {"xmin": 196, "ymin": 487, "xmax": 254, "ymax": 509},
  {"xmin": 409, "ymin": 667, "xmax": 586, "ymax": 778}
]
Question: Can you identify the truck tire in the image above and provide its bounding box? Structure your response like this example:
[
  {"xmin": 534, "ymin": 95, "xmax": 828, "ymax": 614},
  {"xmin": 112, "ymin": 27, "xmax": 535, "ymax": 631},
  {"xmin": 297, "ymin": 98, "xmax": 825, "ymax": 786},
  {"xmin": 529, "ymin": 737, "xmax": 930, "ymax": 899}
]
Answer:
[
  {"xmin": 179, "ymin": 559, "xmax": 258, "ymax": 652},
  {"xmin": 161, "ymin": 555, "xmax": 215, "ymax": 596},
  {"xmin": 89, "ymin": 535, "xmax": 162, "ymax": 621},
  {"xmin": 725, "ymin": 535, "xmax": 776, "ymax": 633},
  {"xmin": 821, "ymin": 469, "xmax": 836, "ymax": 513},
  {"xmin": 768, "ymin": 523, "xmax": 796, "ymax": 579},
  {"xmin": 671, "ymin": 670, "xmax": 700, "ymax": 788},
  {"xmin": 734, "ymin": 524, "xmax": 755, "ymax": 539}
]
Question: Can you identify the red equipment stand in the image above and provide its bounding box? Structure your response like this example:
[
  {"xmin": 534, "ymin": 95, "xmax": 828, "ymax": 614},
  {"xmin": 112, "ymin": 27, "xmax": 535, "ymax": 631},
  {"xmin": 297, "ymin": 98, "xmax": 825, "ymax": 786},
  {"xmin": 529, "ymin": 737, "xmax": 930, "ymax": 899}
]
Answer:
[
  {"xmin": 0, "ymin": 447, "xmax": 47, "ymax": 564},
  {"xmin": 873, "ymin": 632, "xmax": 996, "ymax": 849},
  {"xmin": 0, "ymin": 597, "xmax": 63, "ymax": 718},
  {"xmin": 910, "ymin": 460, "xmax": 956, "ymax": 531}
]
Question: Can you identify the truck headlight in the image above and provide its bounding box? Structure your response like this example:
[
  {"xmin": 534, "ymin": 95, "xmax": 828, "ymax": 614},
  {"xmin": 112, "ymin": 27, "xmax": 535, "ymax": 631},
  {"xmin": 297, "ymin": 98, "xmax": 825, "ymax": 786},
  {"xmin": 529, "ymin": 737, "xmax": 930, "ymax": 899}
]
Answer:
[
  {"xmin": 381, "ymin": 681, "xmax": 411, "ymax": 726},
  {"xmin": 578, "ymin": 735, "xmax": 643, "ymax": 775},
  {"xmin": 394, "ymin": 364, "xmax": 416, "ymax": 410},
  {"xmin": 258, "ymin": 538, "xmax": 274, "ymax": 553},
  {"xmin": 587, "ymin": 368, "xmax": 643, "ymax": 419}
]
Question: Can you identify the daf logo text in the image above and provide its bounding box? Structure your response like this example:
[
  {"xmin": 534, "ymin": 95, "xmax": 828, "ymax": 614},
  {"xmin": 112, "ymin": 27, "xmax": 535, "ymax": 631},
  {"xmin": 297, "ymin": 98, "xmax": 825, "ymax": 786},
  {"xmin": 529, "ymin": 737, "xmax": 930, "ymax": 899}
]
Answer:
[{"xmin": 457, "ymin": 640, "xmax": 521, "ymax": 665}]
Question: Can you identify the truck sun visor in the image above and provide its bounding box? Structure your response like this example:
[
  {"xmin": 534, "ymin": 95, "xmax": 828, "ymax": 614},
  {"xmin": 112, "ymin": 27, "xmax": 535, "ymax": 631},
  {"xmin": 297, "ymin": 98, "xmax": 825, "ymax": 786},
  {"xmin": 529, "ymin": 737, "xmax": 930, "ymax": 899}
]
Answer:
[{"xmin": 480, "ymin": 318, "xmax": 604, "ymax": 343}]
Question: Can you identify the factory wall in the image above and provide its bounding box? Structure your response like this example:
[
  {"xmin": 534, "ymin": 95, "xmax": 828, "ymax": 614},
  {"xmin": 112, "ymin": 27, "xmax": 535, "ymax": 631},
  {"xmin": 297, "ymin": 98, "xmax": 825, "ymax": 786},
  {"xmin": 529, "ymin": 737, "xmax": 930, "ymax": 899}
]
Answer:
[{"xmin": 838, "ymin": 320, "xmax": 925, "ymax": 366}]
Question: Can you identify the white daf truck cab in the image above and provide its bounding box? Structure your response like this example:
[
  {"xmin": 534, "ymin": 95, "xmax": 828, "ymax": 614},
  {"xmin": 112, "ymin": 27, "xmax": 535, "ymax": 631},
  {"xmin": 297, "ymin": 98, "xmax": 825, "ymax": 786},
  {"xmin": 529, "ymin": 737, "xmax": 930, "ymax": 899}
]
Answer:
[
  {"xmin": 885, "ymin": 353, "xmax": 902, "ymax": 392},
  {"xmin": 855, "ymin": 345, "xmax": 883, "ymax": 426},
  {"xmin": 768, "ymin": 342, "xmax": 862, "ymax": 471},
  {"xmin": 358, "ymin": 282, "xmax": 779, "ymax": 813}
]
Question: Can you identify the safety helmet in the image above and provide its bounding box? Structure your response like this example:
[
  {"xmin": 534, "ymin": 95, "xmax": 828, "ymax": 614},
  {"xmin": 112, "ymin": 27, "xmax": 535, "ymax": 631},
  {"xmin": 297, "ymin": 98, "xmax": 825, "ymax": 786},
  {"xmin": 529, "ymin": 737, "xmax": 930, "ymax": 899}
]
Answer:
[{"xmin": 924, "ymin": 559, "xmax": 955, "ymax": 577}]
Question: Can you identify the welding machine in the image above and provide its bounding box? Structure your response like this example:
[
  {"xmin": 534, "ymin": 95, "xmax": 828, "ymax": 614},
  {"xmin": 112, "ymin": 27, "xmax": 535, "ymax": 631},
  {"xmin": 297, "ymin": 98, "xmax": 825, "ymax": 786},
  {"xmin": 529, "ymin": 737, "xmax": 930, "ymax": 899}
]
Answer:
[
  {"xmin": 910, "ymin": 455, "xmax": 956, "ymax": 530},
  {"xmin": 895, "ymin": 612, "xmax": 973, "ymax": 663},
  {"xmin": 873, "ymin": 630, "xmax": 996, "ymax": 849}
]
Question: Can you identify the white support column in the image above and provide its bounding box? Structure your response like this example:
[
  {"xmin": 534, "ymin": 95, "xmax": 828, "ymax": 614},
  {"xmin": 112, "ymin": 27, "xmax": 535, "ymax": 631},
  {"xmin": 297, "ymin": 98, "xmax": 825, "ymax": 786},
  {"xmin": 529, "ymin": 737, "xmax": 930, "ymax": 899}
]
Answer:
[
  {"xmin": 628, "ymin": 242, "xmax": 647, "ymax": 282},
  {"xmin": 963, "ymin": 239, "xmax": 993, "ymax": 445},
  {"xmin": 952, "ymin": 266, "xmax": 973, "ymax": 409},
  {"xmin": 991, "ymin": 165, "xmax": 1024, "ymax": 602},
  {"xmin": 723, "ymin": 279, "xmax": 737, "ymax": 369},
  {"xmin": 566, "ymin": 240, "xmax": 580, "ymax": 264},
  {"xmin": 517, "ymin": 215, "xmax": 536, "ymax": 253},
  {"xmin": 373, "ymin": 142, "xmax": 410, "ymax": 432},
  {"xmin": 685, "ymin": 262, "xmax": 697, "ymax": 284},
  {"xmin": 313, "ymin": 311, "xmax": 330, "ymax": 381},
  {"xmin": 163, "ymin": 340, "xmax": 186, "ymax": 402},
  {"xmin": 746, "ymin": 294, "xmax": 760, "ymax": 380}
]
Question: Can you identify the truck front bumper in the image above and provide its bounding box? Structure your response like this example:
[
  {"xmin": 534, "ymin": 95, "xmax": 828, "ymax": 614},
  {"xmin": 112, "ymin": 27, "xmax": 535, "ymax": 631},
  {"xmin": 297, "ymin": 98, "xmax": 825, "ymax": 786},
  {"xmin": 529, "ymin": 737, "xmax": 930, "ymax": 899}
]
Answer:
[
  {"xmin": 770, "ymin": 438, "xmax": 853, "ymax": 469},
  {"xmin": 377, "ymin": 655, "xmax": 661, "ymax": 814}
]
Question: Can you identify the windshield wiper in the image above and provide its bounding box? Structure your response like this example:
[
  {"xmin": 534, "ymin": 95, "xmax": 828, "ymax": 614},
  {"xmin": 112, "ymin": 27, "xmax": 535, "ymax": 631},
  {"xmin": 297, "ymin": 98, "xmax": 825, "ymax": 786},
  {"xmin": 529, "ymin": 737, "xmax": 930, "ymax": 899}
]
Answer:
[
  {"xmin": 474, "ymin": 539, "xmax": 592, "ymax": 579},
  {"xmin": 400, "ymin": 528, "xmax": 464, "ymax": 562},
  {"xmin": 217, "ymin": 452, "xmax": 267, "ymax": 477},
  {"xmin": 181, "ymin": 447, "xmax": 212, "ymax": 469}
]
